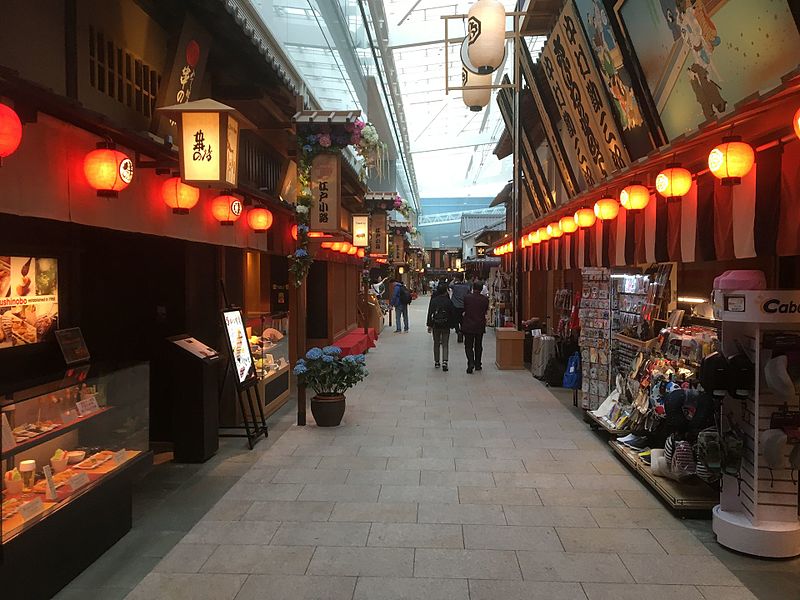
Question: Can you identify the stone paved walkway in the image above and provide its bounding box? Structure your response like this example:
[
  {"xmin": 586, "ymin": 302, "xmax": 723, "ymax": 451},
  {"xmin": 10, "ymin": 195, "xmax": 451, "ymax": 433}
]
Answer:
[{"xmin": 126, "ymin": 304, "xmax": 757, "ymax": 600}]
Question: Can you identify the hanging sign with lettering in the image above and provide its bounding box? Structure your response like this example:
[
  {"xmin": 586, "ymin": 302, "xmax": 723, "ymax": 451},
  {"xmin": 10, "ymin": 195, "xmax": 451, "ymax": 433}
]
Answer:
[
  {"xmin": 310, "ymin": 153, "xmax": 340, "ymax": 232},
  {"xmin": 371, "ymin": 212, "xmax": 388, "ymax": 256}
]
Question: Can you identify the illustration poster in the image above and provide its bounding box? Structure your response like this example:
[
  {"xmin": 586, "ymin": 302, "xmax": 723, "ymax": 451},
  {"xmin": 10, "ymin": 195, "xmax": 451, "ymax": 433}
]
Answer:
[
  {"xmin": 0, "ymin": 256, "xmax": 59, "ymax": 349},
  {"xmin": 617, "ymin": 0, "xmax": 800, "ymax": 140},
  {"xmin": 222, "ymin": 309, "xmax": 255, "ymax": 386}
]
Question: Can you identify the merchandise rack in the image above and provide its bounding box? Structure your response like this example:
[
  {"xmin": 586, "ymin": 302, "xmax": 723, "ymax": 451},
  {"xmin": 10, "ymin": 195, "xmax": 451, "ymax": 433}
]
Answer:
[{"xmin": 609, "ymin": 441, "xmax": 718, "ymax": 511}]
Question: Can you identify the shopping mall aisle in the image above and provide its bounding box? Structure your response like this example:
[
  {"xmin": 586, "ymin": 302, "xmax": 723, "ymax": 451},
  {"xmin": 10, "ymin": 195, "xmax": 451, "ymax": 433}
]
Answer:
[{"xmin": 115, "ymin": 304, "xmax": 764, "ymax": 600}]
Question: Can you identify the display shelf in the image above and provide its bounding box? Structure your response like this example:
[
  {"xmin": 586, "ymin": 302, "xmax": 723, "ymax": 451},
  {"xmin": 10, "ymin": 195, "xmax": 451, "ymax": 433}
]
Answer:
[
  {"xmin": 609, "ymin": 441, "xmax": 718, "ymax": 511},
  {"xmin": 2, "ymin": 407, "xmax": 113, "ymax": 459},
  {"xmin": 584, "ymin": 410, "xmax": 629, "ymax": 435}
]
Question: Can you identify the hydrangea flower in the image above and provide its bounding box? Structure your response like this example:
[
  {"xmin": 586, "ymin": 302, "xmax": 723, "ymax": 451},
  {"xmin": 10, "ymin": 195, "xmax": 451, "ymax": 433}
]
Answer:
[
  {"xmin": 323, "ymin": 345, "xmax": 342, "ymax": 356},
  {"xmin": 322, "ymin": 354, "xmax": 334, "ymax": 363},
  {"xmin": 318, "ymin": 133, "xmax": 332, "ymax": 148},
  {"xmin": 306, "ymin": 134, "xmax": 318, "ymax": 143},
  {"xmin": 354, "ymin": 354, "xmax": 366, "ymax": 363},
  {"xmin": 295, "ymin": 248, "xmax": 308, "ymax": 258},
  {"xmin": 293, "ymin": 363, "xmax": 308, "ymax": 375},
  {"xmin": 295, "ymin": 205, "xmax": 309, "ymax": 214},
  {"xmin": 302, "ymin": 144, "xmax": 313, "ymax": 154},
  {"xmin": 298, "ymin": 224, "xmax": 309, "ymax": 234},
  {"xmin": 306, "ymin": 347, "xmax": 323, "ymax": 360}
]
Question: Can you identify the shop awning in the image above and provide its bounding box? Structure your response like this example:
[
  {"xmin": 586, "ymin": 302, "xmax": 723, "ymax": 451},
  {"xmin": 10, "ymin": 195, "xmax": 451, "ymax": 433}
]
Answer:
[{"xmin": 490, "ymin": 183, "xmax": 512, "ymax": 207}]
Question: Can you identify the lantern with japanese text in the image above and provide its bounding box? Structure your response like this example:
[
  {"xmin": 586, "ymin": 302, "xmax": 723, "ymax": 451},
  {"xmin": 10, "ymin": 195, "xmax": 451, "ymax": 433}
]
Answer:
[
  {"xmin": 574, "ymin": 208, "xmax": 596, "ymax": 228},
  {"xmin": 84, "ymin": 144, "xmax": 134, "ymax": 197},
  {"xmin": 559, "ymin": 215, "xmax": 577, "ymax": 234},
  {"xmin": 211, "ymin": 194, "xmax": 242, "ymax": 226},
  {"xmin": 466, "ymin": 0, "xmax": 506, "ymax": 74},
  {"xmin": 656, "ymin": 164, "xmax": 692, "ymax": 201},
  {"xmin": 594, "ymin": 197, "xmax": 619, "ymax": 221},
  {"xmin": 156, "ymin": 98, "xmax": 240, "ymax": 188},
  {"xmin": 247, "ymin": 207, "xmax": 273, "ymax": 233},
  {"xmin": 708, "ymin": 136, "xmax": 754, "ymax": 186},
  {"xmin": 0, "ymin": 104, "xmax": 23, "ymax": 166},
  {"xmin": 620, "ymin": 183, "xmax": 650, "ymax": 211},
  {"xmin": 462, "ymin": 68, "xmax": 491, "ymax": 112},
  {"xmin": 161, "ymin": 176, "xmax": 200, "ymax": 214}
]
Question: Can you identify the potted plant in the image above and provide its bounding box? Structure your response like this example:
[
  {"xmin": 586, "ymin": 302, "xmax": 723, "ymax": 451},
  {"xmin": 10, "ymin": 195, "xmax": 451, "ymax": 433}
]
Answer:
[{"xmin": 293, "ymin": 346, "xmax": 368, "ymax": 427}]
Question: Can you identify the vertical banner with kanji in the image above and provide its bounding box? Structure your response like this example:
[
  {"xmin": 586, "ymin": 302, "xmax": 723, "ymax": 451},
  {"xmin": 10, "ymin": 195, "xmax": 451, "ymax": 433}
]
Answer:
[
  {"xmin": 310, "ymin": 154, "xmax": 340, "ymax": 232},
  {"xmin": 371, "ymin": 212, "xmax": 388, "ymax": 255},
  {"xmin": 392, "ymin": 234, "xmax": 404, "ymax": 262}
]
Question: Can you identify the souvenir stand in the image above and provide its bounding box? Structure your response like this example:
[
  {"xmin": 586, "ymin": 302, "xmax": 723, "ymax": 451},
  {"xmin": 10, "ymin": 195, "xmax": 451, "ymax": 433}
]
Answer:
[
  {"xmin": 578, "ymin": 268, "xmax": 612, "ymax": 410},
  {"xmin": 712, "ymin": 289, "xmax": 800, "ymax": 558}
]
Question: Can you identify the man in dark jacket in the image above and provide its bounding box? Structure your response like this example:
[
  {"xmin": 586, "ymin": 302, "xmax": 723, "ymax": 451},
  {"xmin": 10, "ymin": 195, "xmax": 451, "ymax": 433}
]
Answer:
[
  {"xmin": 390, "ymin": 280, "xmax": 411, "ymax": 333},
  {"xmin": 426, "ymin": 283, "xmax": 455, "ymax": 371},
  {"xmin": 449, "ymin": 273, "xmax": 471, "ymax": 343},
  {"xmin": 462, "ymin": 281, "xmax": 490, "ymax": 373}
]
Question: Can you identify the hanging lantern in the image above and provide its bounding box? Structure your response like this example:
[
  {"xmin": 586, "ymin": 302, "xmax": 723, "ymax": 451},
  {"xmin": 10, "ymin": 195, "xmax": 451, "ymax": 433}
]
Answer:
[
  {"xmin": 462, "ymin": 67, "xmax": 491, "ymax": 112},
  {"xmin": 574, "ymin": 208, "xmax": 596, "ymax": 228},
  {"xmin": 347, "ymin": 245, "xmax": 358, "ymax": 255},
  {"xmin": 594, "ymin": 197, "xmax": 620, "ymax": 221},
  {"xmin": 546, "ymin": 222, "xmax": 563, "ymax": 238},
  {"xmin": 83, "ymin": 144, "xmax": 134, "ymax": 197},
  {"xmin": 655, "ymin": 164, "xmax": 692, "ymax": 201},
  {"xmin": 537, "ymin": 226, "xmax": 550, "ymax": 242},
  {"xmin": 161, "ymin": 177, "xmax": 200, "ymax": 214},
  {"xmin": 321, "ymin": 241, "xmax": 333, "ymax": 249},
  {"xmin": 559, "ymin": 215, "xmax": 578, "ymax": 234},
  {"xmin": 340, "ymin": 241, "xmax": 351, "ymax": 254},
  {"xmin": 708, "ymin": 135, "xmax": 755, "ymax": 185},
  {"xmin": 620, "ymin": 182, "xmax": 650, "ymax": 211},
  {"xmin": 466, "ymin": 0, "xmax": 506, "ymax": 74},
  {"xmin": 794, "ymin": 107, "xmax": 800, "ymax": 141},
  {"xmin": 357, "ymin": 248, "xmax": 365, "ymax": 258},
  {"xmin": 331, "ymin": 242, "xmax": 342, "ymax": 252},
  {"xmin": 530, "ymin": 230, "xmax": 541, "ymax": 244},
  {"xmin": 0, "ymin": 104, "xmax": 23, "ymax": 166},
  {"xmin": 290, "ymin": 224, "xmax": 298, "ymax": 240},
  {"xmin": 247, "ymin": 207, "xmax": 273, "ymax": 233},
  {"xmin": 210, "ymin": 194, "xmax": 243, "ymax": 226}
]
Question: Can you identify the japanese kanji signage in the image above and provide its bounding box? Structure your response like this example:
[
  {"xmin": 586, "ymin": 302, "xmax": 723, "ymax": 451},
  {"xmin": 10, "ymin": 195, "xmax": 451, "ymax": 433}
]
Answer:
[
  {"xmin": 158, "ymin": 99, "xmax": 240, "ymax": 188},
  {"xmin": 352, "ymin": 214, "xmax": 369, "ymax": 247},
  {"xmin": 310, "ymin": 153, "xmax": 340, "ymax": 232},
  {"xmin": 391, "ymin": 234, "xmax": 404, "ymax": 262},
  {"xmin": 371, "ymin": 212, "xmax": 388, "ymax": 256}
]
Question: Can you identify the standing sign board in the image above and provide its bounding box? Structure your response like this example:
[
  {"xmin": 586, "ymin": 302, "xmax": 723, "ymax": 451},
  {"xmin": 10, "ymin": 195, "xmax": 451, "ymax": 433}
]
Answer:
[
  {"xmin": 221, "ymin": 309, "xmax": 256, "ymax": 389},
  {"xmin": 310, "ymin": 154, "xmax": 340, "ymax": 232}
]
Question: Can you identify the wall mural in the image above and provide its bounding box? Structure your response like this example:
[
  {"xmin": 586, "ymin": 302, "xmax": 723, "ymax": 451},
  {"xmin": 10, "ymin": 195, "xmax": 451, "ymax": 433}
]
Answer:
[{"xmin": 615, "ymin": 0, "xmax": 800, "ymax": 140}]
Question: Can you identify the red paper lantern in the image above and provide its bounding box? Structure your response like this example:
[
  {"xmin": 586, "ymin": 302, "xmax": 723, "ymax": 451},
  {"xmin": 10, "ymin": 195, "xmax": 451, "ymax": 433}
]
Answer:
[
  {"xmin": 708, "ymin": 135, "xmax": 754, "ymax": 185},
  {"xmin": 331, "ymin": 242, "xmax": 342, "ymax": 252},
  {"xmin": 247, "ymin": 207, "xmax": 273, "ymax": 233},
  {"xmin": 594, "ymin": 197, "xmax": 619, "ymax": 221},
  {"xmin": 574, "ymin": 208, "xmax": 596, "ymax": 228},
  {"xmin": 655, "ymin": 164, "xmax": 692, "ymax": 201},
  {"xmin": 546, "ymin": 222, "xmax": 563, "ymax": 238},
  {"xmin": 211, "ymin": 194, "xmax": 242, "ymax": 226},
  {"xmin": 291, "ymin": 224, "xmax": 298, "ymax": 240},
  {"xmin": 537, "ymin": 227, "xmax": 550, "ymax": 242},
  {"xmin": 161, "ymin": 177, "xmax": 200, "ymax": 214},
  {"xmin": 321, "ymin": 241, "xmax": 333, "ymax": 249},
  {"xmin": 84, "ymin": 145, "xmax": 133, "ymax": 197},
  {"xmin": 620, "ymin": 182, "xmax": 650, "ymax": 211},
  {"xmin": 794, "ymin": 107, "xmax": 800, "ymax": 141},
  {"xmin": 0, "ymin": 104, "xmax": 23, "ymax": 165},
  {"xmin": 357, "ymin": 248, "xmax": 365, "ymax": 258},
  {"xmin": 347, "ymin": 245, "xmax": 358, "ymax": 255},
  {"xmin": 559, "ymin": 215, "xmax": 578, "ymax": 234},
  {"xmin": 340, "ymin": 242, "xmax": 352, "ymax": 254}
]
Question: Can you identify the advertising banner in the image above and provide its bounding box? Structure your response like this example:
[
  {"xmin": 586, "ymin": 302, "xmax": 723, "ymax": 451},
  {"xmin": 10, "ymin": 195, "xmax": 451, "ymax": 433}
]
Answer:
[
  {"xmin": 310, "ymin": 154, "xmax": 341, "ymax": 232},
  {"xmin": 0, "ymin": 256, "xmax": 58, "ymax": 349}
]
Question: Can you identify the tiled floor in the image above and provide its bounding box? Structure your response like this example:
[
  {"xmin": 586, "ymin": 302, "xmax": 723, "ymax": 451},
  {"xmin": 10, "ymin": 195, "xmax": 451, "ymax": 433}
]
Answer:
[{"xmin": 57, "ymin": 303, "xmax": 799, "ymax": 599}]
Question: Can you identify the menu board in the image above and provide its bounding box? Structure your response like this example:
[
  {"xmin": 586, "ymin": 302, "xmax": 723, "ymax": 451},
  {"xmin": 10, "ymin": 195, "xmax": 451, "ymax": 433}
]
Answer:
[
  {"xmin": 0, "ymin": 256, "xmax": 59, "ymax": 349},
  {"xmin": 55, "ymin": 328, "xmax": 91, "ymax": 365},
  {"xmin": 222, "ymin": 309, "xmax": 256, "ymax": 387}
]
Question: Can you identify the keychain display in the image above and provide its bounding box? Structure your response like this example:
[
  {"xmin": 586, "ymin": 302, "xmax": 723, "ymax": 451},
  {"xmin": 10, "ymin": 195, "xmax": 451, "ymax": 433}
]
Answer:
[{"xmin": 579, "ymin": 268, "xmax": 612, "ymax": 410}]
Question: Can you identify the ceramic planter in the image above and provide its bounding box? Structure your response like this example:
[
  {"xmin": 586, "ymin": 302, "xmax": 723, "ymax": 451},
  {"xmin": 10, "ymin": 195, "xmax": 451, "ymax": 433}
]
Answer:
[{"xmin": 310, "ymin": 393, "xmax": 346, "ymax": 427}]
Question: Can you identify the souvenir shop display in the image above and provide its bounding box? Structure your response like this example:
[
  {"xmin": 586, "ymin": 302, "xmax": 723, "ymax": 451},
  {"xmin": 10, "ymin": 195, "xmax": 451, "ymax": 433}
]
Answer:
[
  {"xmin": 488, "ymin": 269, "xmax": 512, "ymax": 328},
  {"xmin": 553, "ymin": 288, "xmax": 573, "ymax": 336},
  {"xmin": 711, "ymin": 288, "xmax": 800, "ymax": 558},
  {"xmin": 578, "ymin": 268, "xmax": 612, "ymax": 410}
]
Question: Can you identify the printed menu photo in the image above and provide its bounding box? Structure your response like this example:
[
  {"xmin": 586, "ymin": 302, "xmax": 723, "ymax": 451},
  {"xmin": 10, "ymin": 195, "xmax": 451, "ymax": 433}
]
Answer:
[{"xmin": 0, "ymin": 256, "xmax": 59, "ymax": 349}]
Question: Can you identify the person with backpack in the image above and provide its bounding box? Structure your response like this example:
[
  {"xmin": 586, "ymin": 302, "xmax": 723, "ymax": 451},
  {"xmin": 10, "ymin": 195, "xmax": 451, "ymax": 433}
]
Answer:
[
  {"xmin": 390, "ymin": 279, "xmax": 412, "ymax": 333},
  {"xmin": 462, "ymin": 281, "xmax": 490, "ymax": 373},
  {"xmin": 449, "ymin": 272, "xmax": 471, "ymax": 343},
  {"xmin": 426, "ymin": 282, "xmax": 455, "ymax": 371}
]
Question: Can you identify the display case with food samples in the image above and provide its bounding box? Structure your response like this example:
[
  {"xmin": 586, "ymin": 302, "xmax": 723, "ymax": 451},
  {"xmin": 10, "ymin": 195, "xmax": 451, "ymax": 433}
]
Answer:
[
  {"xmin": 248, "ymin": 313, "xmax": 290, "ymax": 416},
  {"xmin": 0, "ymin": 362, "xmax": 150, "ymax": 599}
]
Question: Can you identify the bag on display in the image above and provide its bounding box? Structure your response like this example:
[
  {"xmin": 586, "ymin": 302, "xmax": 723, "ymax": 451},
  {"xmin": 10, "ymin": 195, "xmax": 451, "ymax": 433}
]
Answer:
[
  {"xmin": 671, "ymin": 440, "xmax": 697, "ymax": 479},
  {"xmin": 695, "ymin": 427, "xmax": 722, "ymax": 482},
  {"xmin": 562, "ymin": 352, "xmax": 581, "ymax": 389}
]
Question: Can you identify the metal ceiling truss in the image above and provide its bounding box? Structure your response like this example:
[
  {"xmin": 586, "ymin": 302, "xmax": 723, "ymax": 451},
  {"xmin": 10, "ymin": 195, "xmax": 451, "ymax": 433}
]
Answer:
[{"xmin": 418, "ymin": 205, "xmax": 506, "ymax": 227}]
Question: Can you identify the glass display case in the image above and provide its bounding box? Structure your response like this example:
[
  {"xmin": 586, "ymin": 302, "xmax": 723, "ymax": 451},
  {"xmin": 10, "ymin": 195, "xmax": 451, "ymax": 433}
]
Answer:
[
  {"xmin": 247, "ymin": 313, "xmax": 291, "ymax": 416},
  {"xmin": 1, "ymin": 362, "xmax": 149, "ymax": 588}
]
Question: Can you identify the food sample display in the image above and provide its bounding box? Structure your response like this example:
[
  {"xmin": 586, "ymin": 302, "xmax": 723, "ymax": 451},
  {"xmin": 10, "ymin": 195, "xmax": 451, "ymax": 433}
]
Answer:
[
  {"xmin": 249, "ymin": 314, "xmax": 290, "ymax": 382},
  {"xmin": 1, "ymin": 363, "xmax": 149, "ymax": 545}
]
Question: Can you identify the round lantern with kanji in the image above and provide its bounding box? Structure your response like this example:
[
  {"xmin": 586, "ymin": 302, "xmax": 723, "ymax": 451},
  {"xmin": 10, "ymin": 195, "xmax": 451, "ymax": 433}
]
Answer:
[
  {"xmin": 247, "ymin": 207, "xmax": 273, "ymax": 233},
  {"xmin": 708, "ymin": 135, "xmax": 754, "ymax": 185},
  {"xmin": 211, "ymin": 194, "xmax": 243, "ymax": 226},
  {"xmin": 84, "ymin": 145, "xmax": 134, "ymax": 197},
  {"xmin": 161, "ymin": 177, "xmax": 200, "ymax": 214},
  {"xmin": 0, "ymin": 104, "xmax": 23, "ymax": 165}
]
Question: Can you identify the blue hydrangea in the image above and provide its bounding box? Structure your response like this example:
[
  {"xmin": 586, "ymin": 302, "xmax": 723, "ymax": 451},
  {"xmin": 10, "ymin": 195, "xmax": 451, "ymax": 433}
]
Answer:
[
  {"xmin": 298, "ymin": 224, "xmax": 309, "ymax": 234},
  {"xmin": 295, "ymin": 248, "xmax": 308, "ymax": 258},
  {"xmin": 302, "ymin": 144, "xmax": 313, "ymax": 154},
  {"xmin": 306, "ymin": 134, "xmax": 318, "ymax": 143},
  {"xmin": 343, "ymin": 355, "xmax": 357, "ymax": 364},
  {"xmin": 354, "ymin": 354, "xmax": 366, "ymax": 363},
  {"xmin": 323, "ymin": 345, "xmax": 342, "ymax": 356},
  {"xmin": 322, "ymin": 355, "xmax": 334, "ymax": 363},
  {"xmin": 293, "ymin": 363, "xmax": 308, "ymax": 375},
  {"xmin": 305, "ymin": 347, "xmax": 323, "ymax": 360}
]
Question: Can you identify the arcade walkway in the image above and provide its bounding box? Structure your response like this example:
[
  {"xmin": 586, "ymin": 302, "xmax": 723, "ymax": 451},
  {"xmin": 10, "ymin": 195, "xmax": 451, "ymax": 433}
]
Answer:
[{"xmin": 68, "ymin": 304, "xmax": 784, "ymax": 599}]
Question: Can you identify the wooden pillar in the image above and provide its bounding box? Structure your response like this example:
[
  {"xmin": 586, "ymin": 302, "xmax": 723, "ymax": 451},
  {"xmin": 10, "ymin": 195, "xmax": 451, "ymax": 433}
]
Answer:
[{"xmin": 289, "ymin": 279, "xmax": 308, "ymax": 425}]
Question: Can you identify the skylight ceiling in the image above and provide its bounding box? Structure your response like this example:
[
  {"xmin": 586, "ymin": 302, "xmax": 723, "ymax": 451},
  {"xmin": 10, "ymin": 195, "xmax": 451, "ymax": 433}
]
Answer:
[{"xmin": 382, "ymin": 0, "xmax": 520, "ymax": 198}]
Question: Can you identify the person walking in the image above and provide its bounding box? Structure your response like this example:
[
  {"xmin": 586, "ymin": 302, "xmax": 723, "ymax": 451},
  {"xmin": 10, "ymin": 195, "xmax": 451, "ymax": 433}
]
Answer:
[
  {"xmin": 449, "ymin": 272, "xmax": 471, "ymax": 343},
  {"xmin": 390, "ymin": 279, "xmax": 411, "ymax": 333},
  {"xmin": 426, "ymin": 282, "xmax": 455, "ymax": 371},
  {"xmin": 462, "ymin": 281, "xmax": 490, "ymax": 373}
]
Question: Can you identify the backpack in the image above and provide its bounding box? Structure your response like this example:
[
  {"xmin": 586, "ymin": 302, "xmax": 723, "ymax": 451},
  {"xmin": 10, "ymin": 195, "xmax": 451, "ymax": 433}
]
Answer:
[
  {"xmin": 562, "ymin": 352, "xmax": 581, "ymax": 389},
  {"xmin": 432, "ymin": 306, "xmax": 450, "ymax": 329},
  {"xmin": 399, "ymin": 287, "xmax": 412, "ymax": 305},
  {"xmin": 543, "ymin": 356, "xmax": 565, "ymax": 387}
]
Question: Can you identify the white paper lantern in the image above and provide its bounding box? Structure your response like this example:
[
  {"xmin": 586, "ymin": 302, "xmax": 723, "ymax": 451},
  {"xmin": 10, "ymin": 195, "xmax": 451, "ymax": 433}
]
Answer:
[
  {"xmin": 466, "ymin": 0, "xmax": 506, "ymax": 74},
  {"xmin": 462, "ymin": 67, "xmax": 491, "ymax": 111}
]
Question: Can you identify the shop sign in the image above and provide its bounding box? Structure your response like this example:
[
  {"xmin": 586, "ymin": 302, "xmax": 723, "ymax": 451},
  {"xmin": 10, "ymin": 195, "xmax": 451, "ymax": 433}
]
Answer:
[
  {"xmin": 392, "ymin": 234, "xmax": 404, "ymax": 262},
  {"xmin": 310, "ymin": 154, "xmax": 340, "ymax": 232},
  {"xmin": 713, "ymin": 290, "xmax": 800, "ymax": 323},
  {"xmin": 371, "ymin": 212, "xmax": 388, "ymax": 255},
  {"xmin": 352, "ymin": 214, "xmax": 370, "ymax": 247}
]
